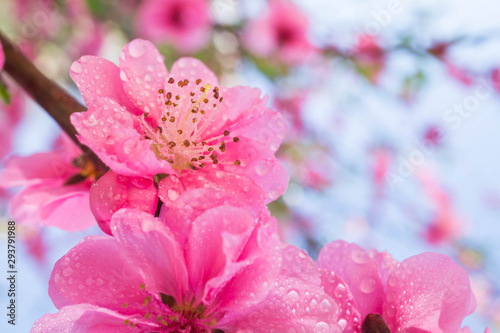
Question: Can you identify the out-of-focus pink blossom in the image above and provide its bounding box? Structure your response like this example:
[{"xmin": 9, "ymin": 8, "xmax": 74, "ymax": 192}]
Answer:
[
  {"xmin": 372, "ymin": 147, "xmax": 392, "ymax": 199},
  {"xmin": 352, "ymin": 35, "xmax": 386, "ymax": 84},
  {"xmin": 446, "ymin": 63, "xmax": 473, "ymax": 86},
  {"xmin": 22, "ymin": 226, "xmax": 48, "ymax": 264},
  {"xmin": 274, "ymin": 91, "xmax": 307, "ymax": 135},
  {"xmin": 0, "ymin": 41, "xmax": 4, "ymax": 70},
  {"xmin": 318, "ymin": 240, "xmax": 476, "ymax": 333},
  {"xmin": 424, "ymin": 125, "xmax": 443, "ymax": 147},
  {"xmin": 89, "ymin": 170, "xmax": 158, "ymax": 235},
  {"xmin": 70, "ymin": 39, "xmax": 288, "ymax": 218},
  {"xmin": 32, "ymin": 190, "xmax": 339, "ymax": 332},
  {"xmin": 418, "ymin": 169, "xmax": 463, "ymax": 244},
  {"xmin": 243, "ymin": 0, "xmax": 317, "ymax": 65},
  {"xmin": 0, "ymin": 135, "xmax": 95, "ymax": 231},
  {"xmin": 491, "ymin": 68, "xmax": 500, "ymax": 94},
  {"xmin": 0, "ymin": 90, "xmax": 24, "ymax": 161},
  {"xmin": 136, "ymin": 0, "xmax": 211, "ymax": 53}
]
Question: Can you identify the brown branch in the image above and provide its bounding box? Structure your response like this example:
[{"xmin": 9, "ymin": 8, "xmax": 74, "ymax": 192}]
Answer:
[{"xmin": 0, "ymin": 31, "xmax": 108, "ymax": 175}]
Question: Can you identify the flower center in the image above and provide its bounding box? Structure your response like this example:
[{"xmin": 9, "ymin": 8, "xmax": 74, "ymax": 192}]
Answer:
[{"xmin": 138, "ymin": 77, "xmax": 241, "ymax": 172}]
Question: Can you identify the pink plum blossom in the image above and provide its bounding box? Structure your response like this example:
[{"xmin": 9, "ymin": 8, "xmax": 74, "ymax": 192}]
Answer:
[
  {"xmin": 136, "ymin": 0, "xmax": 211, "ymax": 53},
  {"xmin": 70, "ymin": 39, "xmax": 288, "ymax": 216},
  {"xmin": 317, "ymin": 240, "xmax": 476, "ymax": 333},
  {"xmin": 243, "ymin": 0, "xmax": 317, "ymax": 65},
  {"xmin": 0, "ymin": 135, "xmax": 96, "ymax": 231},
  {"xmin": 32, "ymin": 190, "xmax": 339, "ymax": 332}
]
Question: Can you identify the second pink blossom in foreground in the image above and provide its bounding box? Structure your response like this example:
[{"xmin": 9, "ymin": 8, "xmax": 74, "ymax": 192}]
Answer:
[{"xmin": 32, "ymin": 190, "xmax": 339, "ymax": 332}]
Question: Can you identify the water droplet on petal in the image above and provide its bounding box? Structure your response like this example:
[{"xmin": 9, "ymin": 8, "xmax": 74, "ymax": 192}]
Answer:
[
  {"xmin": 286, "ymin": 290, "xmax": 300, "ymax": 301},
  {"xmin": 62, "ymin": 267, "xmax": 73, "ymax": 277},
  {"xmin": 120, "ymin": 70, "xmax": 129, "ymax": 82},
  {"xmin": 314, "ymin": 321, "xmax": 330, "ymax": 333},
  {"xmin": 128, "ymin": 39, "xmax": 146, "ymax": 57},
  {"xmin": 360, "ymin": 277, "xmax": 377, "ymax": 294},
  {"xmin": 167, "ymin": 188, "xmax": 180, "ymax": 201},
  {"xmin": 70, "ymin": 62, "xmax": 82, "ymax": 73}
]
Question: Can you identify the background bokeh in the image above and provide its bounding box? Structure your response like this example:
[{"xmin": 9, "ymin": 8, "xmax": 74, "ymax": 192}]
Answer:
[{"xmin": 0, "ymin": 0, "xmax": 499, "ymax": 331}]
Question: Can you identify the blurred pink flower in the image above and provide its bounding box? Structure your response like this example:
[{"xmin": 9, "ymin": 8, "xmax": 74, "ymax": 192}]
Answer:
[
  {"xmin": 136, "ymin": 0, "xmax": 211, "ymax": 53},
  {"xmin": 243, "ymin": 0, "xmax": 317, "ymax": 65},
  {"xmin": 317, "ymin": 240, "xmax": 476, "ymax": 333},
  {"xmin": 32, "ymin": 190, "xmax": 338, "ymax": 332},
  {"xmin": 0, "ymin": 135, "xmax": 96, "ymax": 231},
  {"xmin": 70, "ymin": 39, "xmax": 288, "ymax": 211},
  {"xmin": 0, "ymin": 89, "xmax": 24, "ymax": 161},
  {"xmin": 0, "ymin": 41, "xmax": 4, "ymax": 70},
  {"xmin": 273, "ymin": 91, "xmax": 308, "ymax": 135},
  {"xmin": 418, "ymin": 169, "xmax": 462, "ymax": 244},
  {"xmin": 352, "ymin": 35, "xmax": 386, "ymax": 84}
]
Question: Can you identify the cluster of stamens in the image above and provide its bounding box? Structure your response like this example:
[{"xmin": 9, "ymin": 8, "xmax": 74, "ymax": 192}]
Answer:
[
  {"xmin": 138, "ymin": 77, "xmax": 241, "ymax": 171},
  {"xmin": 121, "ymin": 284, "xmax": 222, "ymax": 331}
]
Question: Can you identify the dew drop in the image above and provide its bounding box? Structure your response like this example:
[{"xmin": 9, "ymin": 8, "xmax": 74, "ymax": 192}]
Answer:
[
  {"xmin": 314, "ymin": 321, "xmax": 330, "ymax": 333},
  {"xmin": 120, "ymin": 70, "xmax": 129, "ymax": 82},
  {"xmin": 167, "ymin": 188, "xmax": 180, "ymax": 201},
  {"xmin": 62, "ymin": 267, "xmax": 73, "ymax": 277},
  {"xmin": 360, "ymin": 277, "xmax": 377, "ymax": 294},
  {"xmin": 70, "ymin": 61, "xmax": 82, "ymax": 74},
  {"xmin": 286, "ymin": 290, "xmax": 300, "ymax": 302},
  {"xmin": 128, "ymin": 39, "xmax": 146, "ymax": 57}
]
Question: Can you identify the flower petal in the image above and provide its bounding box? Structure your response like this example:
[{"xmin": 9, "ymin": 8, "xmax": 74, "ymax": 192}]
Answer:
[
  {"xmin": 30, "ymin": 304, "xmax": 146, "ymax": 333},
  {"xmin": 70, "ymin": 56, "xmax": 137, "ymax": 112},
  {"xmin": 90, "ymin": 171, "xmax": 158, "ymax": 235},
  {"xmin": 317, "ymin": 240, "xmax": 385, "ymax": 318},
  {"xmin": 71, "ymin": 98, "xmax": 172, "ymax": 177},
  {"xmin": 383, "ymin": 252, "xmax": 474, "ymax": 333},
  {"xmin": 119, "ymin": 39, "xmax": 168, "ymax": 121},
  {"xmin": 48, "ymin": 236, "xmax": 151, "ymax": 314},
  {"xmin": 110, "ymin": 209, "xmax": 189, "ymax": 302}
]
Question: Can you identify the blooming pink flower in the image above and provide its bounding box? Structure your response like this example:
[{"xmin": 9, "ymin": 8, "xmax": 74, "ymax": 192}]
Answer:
[
  {"xmin": 0, "ymin": 41, "xmax": 4, "ymax": 70},
  {"xmin": 317, "ymin": 240, "xmax": 476, "ymax": 333},
  {"xmin": 0, "ymin": 135, "xmax": 96, "ymax": 231},
  {"xmin": 32, "ymin": 190, "xmax": 339, "ymax": 332},
  {"xmin": 243, "ymin": 0, "xmax": 317, "ymax": 65},
  {"xmin": 70, "ymin": 39, "xmax": 288, "ymax": 216},
  {"xmin": 136, "ymin": 0, "xmax": 211, "ymax": 53}
]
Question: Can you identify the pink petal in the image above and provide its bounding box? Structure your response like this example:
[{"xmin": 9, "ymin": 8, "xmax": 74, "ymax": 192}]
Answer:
[
  {"xmin": 30, "ymin": 304, "xmax": 145, "ymax": 333},
  {"xmin": 118, "ymin": 39, "xmax": 168, "ymax": 121},
  {"xmin": 69, "ymin": 56, "xmax": 137, "ymax": 112},
  {"xmin": 10, "ymin": 184, "xmax": 95, "ymax": 231},
  {"xmin": 48, "ymin": 236, "xmax": 152, "ymax": 314},
  {"xmin": 204, "ymin": 211, "xmax": 281, "ymax": 313},
  {"xmin": 169, "ymin": 57, "xmax": 219, "ymax": 88},
  {"xmin": 159, "ymin": 188, "xmax": 251, "ymax": 247},
  {"xmin": 383, "ymin": 252, "xmax": 474, "ymax": 333},
  {"xmin": 185, "ymin": 206, "xmax": 257, "ymax": 300},
  {"xmin": 317, "ymin": 240, "xmax": 385, "ymax": 318},
  {"xmin": 221, "ymin": 141, "xmax": 289, "ymax": 202},
  {"xmin": 368, "ymin": 249, "xmax": 399, "ymax": 289},
  {"xmin": 0, "ymin": 152, "xmax": 76, "ymax": 187},
  {"xmin": 90, "ymin": 171, "xmax": 158, "ymax": 235},
  {"xmin": 319, "ymin": 268, "xmax": 362, "ymax": 333},
  {"xmin": 110, "ymin": 209, "xmax": 189, "ymax": 302},
  {"xmin": 220, "ymin": 247, "xmax": 341, "ymax": 332},
  {"xmin": 71, "ymin": 98, "xmax": 172, "ymax": 177},
  {"xmin": 158, "ymin": 170, "xmax": 267, "ymax": 210}
]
